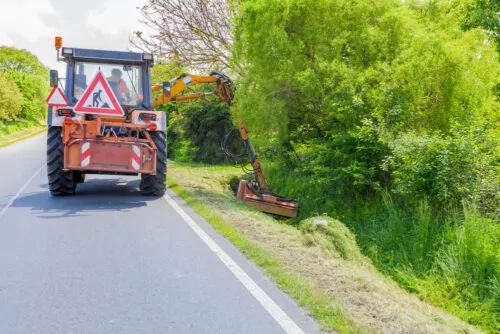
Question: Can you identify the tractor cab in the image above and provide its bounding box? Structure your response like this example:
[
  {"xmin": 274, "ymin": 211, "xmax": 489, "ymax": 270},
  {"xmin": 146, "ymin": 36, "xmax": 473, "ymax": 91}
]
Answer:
[{"xmin": 50, "ymin": 45, "xmax": 154, "ymax": 119}]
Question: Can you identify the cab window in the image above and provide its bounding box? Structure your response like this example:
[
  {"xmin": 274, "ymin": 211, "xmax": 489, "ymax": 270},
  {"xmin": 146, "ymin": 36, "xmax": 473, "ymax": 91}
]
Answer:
[{"xmin": 74, "ymin": 62, "xmax": 143, "ymax": 106}]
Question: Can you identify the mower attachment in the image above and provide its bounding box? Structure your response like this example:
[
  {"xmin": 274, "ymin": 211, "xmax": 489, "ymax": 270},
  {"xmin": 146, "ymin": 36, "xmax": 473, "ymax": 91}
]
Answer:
[{"xmin": 237, "ymin": 180, "xmax": 298, "ymax": 218}]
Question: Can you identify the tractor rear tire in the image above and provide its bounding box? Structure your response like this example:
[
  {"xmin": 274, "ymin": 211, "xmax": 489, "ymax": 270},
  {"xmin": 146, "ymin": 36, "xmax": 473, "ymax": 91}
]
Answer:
[
  {"xmin": 140, "ymin": 131, "xmax": 166, "ymax": 196},
  {"xmin": 47, "ymin": 126, "xmax": 76, "ymax": 196}
]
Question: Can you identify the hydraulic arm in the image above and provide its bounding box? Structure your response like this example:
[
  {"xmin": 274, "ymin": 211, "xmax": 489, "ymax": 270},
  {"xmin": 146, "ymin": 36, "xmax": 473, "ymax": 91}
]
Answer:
[{"xmin": 152, "ymin": 71, "xmax": 298, "ymax": 217}]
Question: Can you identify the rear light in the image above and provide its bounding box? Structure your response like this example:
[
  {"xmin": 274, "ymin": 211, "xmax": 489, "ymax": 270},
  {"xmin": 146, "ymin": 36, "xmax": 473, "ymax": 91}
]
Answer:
[
  {"xmin": 57, "ymin": 108, "xmax": 75, "ymax": 117},
  {"xmin": 149, "ymin": 123, "xmax": 157, "ymax": 131},
  {"xmin": 139, "ymin": 112, "xmax": 157, "ymax": 122}
]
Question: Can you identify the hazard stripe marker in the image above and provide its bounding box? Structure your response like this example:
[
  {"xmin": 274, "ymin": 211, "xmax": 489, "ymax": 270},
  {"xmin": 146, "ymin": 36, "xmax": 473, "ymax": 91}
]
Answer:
[
  {"xmin": 131, "ymin": 145, "xmax": 141, "ymax": 171},
  {"xmin": 81, "ymin": 142, "xmax": 90, "ymax": 167}
]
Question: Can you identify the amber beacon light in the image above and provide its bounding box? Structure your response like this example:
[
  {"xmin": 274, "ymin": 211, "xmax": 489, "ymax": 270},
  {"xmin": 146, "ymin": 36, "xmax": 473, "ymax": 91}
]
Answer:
[{"xmin": 55, "ymin": 36, "xmax": 63, "ymax": 50}]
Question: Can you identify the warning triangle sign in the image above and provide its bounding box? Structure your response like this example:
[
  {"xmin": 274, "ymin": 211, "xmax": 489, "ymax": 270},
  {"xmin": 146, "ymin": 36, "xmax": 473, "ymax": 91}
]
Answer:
[
  {"xmin": 46, "ymin": 87, "xmax": 68, "ymax": 107},
  {"xmin": 73, "ymin": 71, "xmax": 124, "ymax": 116}
]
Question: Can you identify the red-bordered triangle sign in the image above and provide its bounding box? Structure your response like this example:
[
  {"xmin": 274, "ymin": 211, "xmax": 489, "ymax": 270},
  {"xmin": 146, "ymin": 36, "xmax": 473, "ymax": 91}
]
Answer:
[
  {"xmin": 46, "ymin": 87, "xmax": 68, "ymax": 107},
  {"xmin": 73, "ymin": 71, "xmax": 124, "ymax": 116}
]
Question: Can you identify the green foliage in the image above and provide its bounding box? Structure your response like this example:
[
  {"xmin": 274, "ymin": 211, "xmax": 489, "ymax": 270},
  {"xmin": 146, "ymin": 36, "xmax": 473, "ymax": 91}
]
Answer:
[
  {"xmin": 0, "ymin": 47, "xmax": 48, "ymax": 121},
  {"xmin": 150, "ymin": 62, "xmax": 195, "ymax": 162},
  {"xmin": 0, "ymin": 73, "xmax": 23, "ymax": 121},
  {"xmin": 434, "ymin": 210, "xmax": 499, "ymax": 327},
  {"xmin": 180, "ymin": 98, "xmax": 236, "ymax": 164},
  {"xmin": 234, "ymin": 0, "xmax": 499, "ymax": 208},
  {"xmin": 385, "ymin": 123, "xmax": 497, "ymax": 210},
  {"xmin": 150, "ymin": 60, "xmax": 183, "ymax": 85},
  {"xmin": 233, "ymin": 0, "xmax": 499, "ymax": 331},
  {"xmin": 458, "ymin": 0, "xmax": 500, "ymax": 53}
]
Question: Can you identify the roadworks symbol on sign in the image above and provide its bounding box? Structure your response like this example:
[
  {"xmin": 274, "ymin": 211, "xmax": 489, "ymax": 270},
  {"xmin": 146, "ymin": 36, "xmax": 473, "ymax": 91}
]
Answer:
[
  {"xmin": 73, "ymin": 71, "xmax": 124, "ymax": 116},
  {"xmin": 46, "ymin": 87, "xmax": 68, "ymax": 107}
]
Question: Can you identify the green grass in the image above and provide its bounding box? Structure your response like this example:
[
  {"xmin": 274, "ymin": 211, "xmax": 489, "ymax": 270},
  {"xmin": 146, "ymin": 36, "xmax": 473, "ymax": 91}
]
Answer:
[
  {"xmin": 345, "ymin": 202, "xmax": 499, "ymax": 333},
  {"xmin": 264, "ymin": 164, "xmax": 500, "ymax": 333},
  {"xmin": 0, "ymin": 120, "xmax": 45, "ymax": 148},
  {"xmin": 167, "ymin": 175, "xmax": 363, "ymax": 333}
]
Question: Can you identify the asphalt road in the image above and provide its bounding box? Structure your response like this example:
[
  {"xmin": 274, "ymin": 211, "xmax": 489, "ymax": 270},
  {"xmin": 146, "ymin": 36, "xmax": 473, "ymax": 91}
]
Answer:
[{"xmin": 0, "ymin": 133, "xmax": 321, "ymax": 334}]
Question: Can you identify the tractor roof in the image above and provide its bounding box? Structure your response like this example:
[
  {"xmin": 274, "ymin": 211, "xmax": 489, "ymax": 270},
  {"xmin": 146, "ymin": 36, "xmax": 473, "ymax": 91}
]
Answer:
[{"xmin": 61, "ymin": 47, "xmax": 153, "ymax": 65}]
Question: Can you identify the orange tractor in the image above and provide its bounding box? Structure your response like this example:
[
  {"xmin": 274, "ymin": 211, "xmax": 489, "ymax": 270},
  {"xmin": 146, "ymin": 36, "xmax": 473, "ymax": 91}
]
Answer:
[{"xmin": 47, "ymin": 37, "xmax": 298, "ymax": 217}]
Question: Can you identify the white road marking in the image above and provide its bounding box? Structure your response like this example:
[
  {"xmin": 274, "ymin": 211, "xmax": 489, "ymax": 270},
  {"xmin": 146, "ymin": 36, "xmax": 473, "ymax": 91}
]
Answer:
[
  {"xmin": 163, "ymin": 193, "xmax": 305, "ymax": 334},
  {"xmin": 0, "ymin": 164, "xmax": 44, "ymax": 221}
]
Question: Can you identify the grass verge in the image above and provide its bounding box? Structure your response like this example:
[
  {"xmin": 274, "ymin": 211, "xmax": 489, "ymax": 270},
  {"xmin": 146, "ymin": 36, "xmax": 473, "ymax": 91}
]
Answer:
[
  {"xmin": 264, "ymin": 163, "xmax": 499, "ymax": 333},
  {"xmin": 167, "ymin": 172, "xmax": 361, "ymax": 333},
  {"xmin": 0, "ymin": 120, "xmax": 45, "ymax": 148},
  {"xmin": 167, "ymin": 161, "xmax": 481, "ymax": 333}
]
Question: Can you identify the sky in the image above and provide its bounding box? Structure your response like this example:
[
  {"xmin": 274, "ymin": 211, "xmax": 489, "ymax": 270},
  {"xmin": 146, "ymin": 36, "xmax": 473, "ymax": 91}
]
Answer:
[{"xmin": 0, "ymin": 0, "xmax": 146, "ymax": 72}]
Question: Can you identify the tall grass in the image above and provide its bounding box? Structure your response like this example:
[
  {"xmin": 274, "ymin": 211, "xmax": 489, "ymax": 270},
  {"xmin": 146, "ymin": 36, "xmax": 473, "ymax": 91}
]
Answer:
[{"xmin": 265, "ymin": 163, "xmax": 500, "ymax": 333}]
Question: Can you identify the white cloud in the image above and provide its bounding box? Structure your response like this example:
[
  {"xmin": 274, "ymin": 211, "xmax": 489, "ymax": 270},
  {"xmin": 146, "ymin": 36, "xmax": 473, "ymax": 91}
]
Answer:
[
  {"xmin": 0, "ymin": 0, "xmax": 146, "ymax": 72},
  {"xmin": 0, "ymin": 0, "xmax": 56, "ymax": 45},
  {"xmin": 87, "ymin": 0, "xmax": 143, "ymax": 35}
]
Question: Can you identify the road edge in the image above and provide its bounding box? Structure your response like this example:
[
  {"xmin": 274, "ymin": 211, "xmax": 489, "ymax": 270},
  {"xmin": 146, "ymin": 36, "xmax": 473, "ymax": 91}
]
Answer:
[
  {"xmin": 163, "ymin": 192, "xmax": 306, "ymax": 334},
  {"xmin": 167, "ymin": 176, "xmax": 357, "ymax": 333},
  {"xmin": 0, "ymin": 125, "xmax": 46, "ymax": 149}
]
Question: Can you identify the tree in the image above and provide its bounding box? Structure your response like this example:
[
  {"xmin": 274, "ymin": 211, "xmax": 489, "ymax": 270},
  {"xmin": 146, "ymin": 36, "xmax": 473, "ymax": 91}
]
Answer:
[
  {"xmin": 0, "ymin": 74, "xmax": 23, "ymax": 121},
  {"xmin": 460, "ymin": 0, "xmax": 500, "ymax": 53},
  {"xmin": 234, "ymin": 0, "xmax": 499, "ymax": 204},
  {"xmin": 0, "ymin": 47, "xmax": 48, "ymax": 121},
  {"xmin": 133, "ymin": 0, "xmax": 241, "ymax": 74}
]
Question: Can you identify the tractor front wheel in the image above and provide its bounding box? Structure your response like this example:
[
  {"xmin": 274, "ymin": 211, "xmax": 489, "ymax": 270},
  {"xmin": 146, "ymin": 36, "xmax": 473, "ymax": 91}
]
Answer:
[
  {"xmin": 140, "ymin": 131, "xmax": 166, "ymax": 196},
  {"xmin": 47, "ymin": 126, "xmax": 76, "ymax": 196}
]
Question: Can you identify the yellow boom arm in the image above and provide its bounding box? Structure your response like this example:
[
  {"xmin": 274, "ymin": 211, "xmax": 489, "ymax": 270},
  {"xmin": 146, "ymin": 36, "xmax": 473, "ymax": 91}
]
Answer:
[{"xmin": 152, "ymin": 72, "xmax": 233, "ymax": 107}]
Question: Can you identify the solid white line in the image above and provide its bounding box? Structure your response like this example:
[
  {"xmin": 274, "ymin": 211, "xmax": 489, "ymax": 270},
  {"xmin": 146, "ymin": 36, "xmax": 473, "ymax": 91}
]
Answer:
[
  {"xmin": 0, "ymin": 164, "xmax": 44, "ymax": 221},
  {"xmin": 163, "ymin": 193, "xmax": 305, "ymax": 334}
]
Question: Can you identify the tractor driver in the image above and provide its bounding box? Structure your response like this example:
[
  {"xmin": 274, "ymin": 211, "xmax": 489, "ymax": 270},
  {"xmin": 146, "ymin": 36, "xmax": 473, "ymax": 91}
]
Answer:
[{"xmin": 107, "ymin": 68, "xmax": 131, "ymax": 104}]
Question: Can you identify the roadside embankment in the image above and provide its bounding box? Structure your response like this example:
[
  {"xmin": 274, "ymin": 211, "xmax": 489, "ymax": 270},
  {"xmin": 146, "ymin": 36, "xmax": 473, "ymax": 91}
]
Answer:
[{"xmin": 167, "ymin": 161, "xmax": 481, "ymax": 334}]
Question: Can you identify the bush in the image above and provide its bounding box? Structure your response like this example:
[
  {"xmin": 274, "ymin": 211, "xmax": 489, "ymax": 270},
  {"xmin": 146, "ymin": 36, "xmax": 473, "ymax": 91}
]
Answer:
[
  {"xmin": 181, "ymin": 98, "xmax": 235, "ymax": 164},
  {"xmin": 164, "ymin": 97, "xmax": 237, "ymax": 164},
  {"xmin": 0, "ymin": 74, "xmax": 23, "ymax": 121},
  {"xmin": 386, "ymin": 130, "xmax": 480, "ymax": 209}
]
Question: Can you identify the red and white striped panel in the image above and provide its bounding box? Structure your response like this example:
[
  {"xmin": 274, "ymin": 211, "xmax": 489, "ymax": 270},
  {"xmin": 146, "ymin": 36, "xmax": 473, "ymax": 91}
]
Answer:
[
  {"xmin": 81, "ymin": 142, "xmax": 90, "ymax": 167},
  {"xmin": 131, "ymin": 145, "xmax": 141, "ymax": 171}
]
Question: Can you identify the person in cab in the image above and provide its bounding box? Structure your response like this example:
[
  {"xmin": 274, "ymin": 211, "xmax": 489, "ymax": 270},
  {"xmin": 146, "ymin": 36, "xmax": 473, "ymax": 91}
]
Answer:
[{"xmin": 107, "ymin": 68, "xmax": 131, "ymax": 104}]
